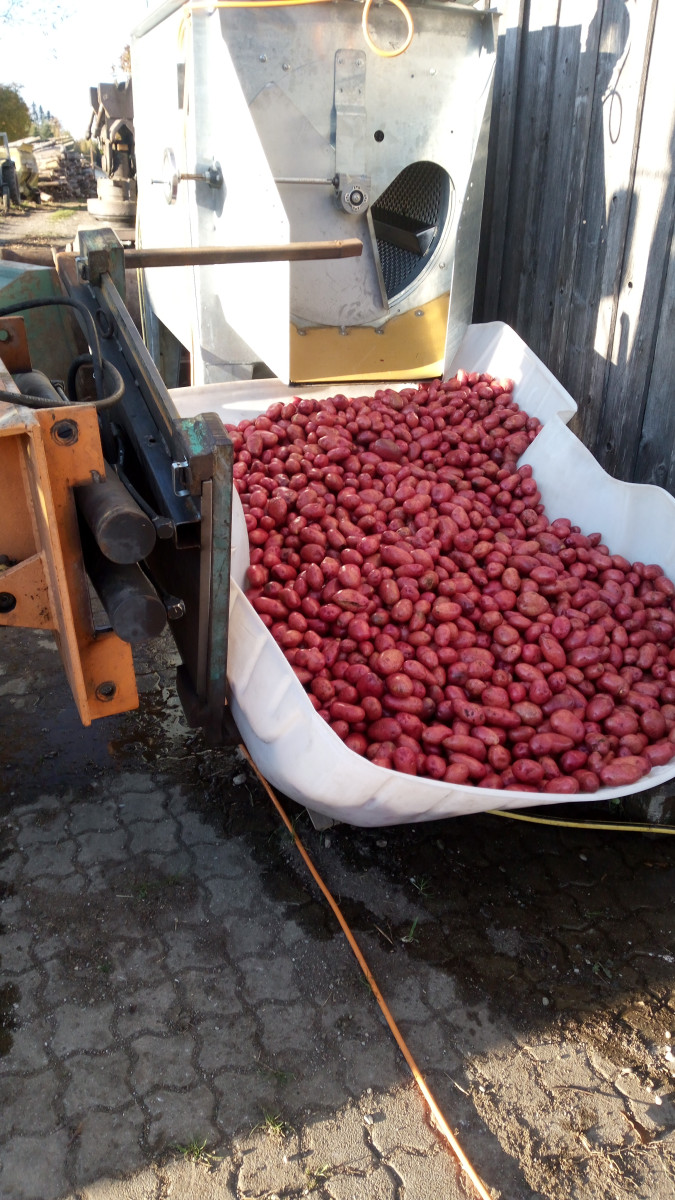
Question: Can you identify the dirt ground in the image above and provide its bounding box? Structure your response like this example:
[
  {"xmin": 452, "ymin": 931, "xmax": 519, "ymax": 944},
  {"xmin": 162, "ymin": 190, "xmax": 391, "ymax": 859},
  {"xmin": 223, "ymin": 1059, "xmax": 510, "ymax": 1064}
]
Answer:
[{"xmin": 1, "ymin": 205, "xmax": 674, "ymax": 1200}]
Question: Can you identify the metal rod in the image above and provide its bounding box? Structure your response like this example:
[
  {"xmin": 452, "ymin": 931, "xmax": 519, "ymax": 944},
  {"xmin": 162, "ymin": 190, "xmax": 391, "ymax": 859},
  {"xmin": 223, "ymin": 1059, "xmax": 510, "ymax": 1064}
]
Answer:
[
  {"xmin": 123, "ymin": 239, "xmax": 363, "ymax": 269},
  {"xmin": 274, "ymin": 177, "xmax": 335, "ymax": 185}
]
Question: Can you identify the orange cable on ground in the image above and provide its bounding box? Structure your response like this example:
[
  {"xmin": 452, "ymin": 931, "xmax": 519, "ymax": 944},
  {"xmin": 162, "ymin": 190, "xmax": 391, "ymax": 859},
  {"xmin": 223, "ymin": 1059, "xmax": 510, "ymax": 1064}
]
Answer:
[{"xmin": 239, "ymin": 744, "xmax": 493, "ymax": 1200}]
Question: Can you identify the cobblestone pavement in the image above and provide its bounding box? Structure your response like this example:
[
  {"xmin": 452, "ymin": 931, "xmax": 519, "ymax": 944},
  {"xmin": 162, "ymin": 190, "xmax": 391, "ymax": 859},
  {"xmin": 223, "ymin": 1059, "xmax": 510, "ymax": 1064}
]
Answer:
[{"xmin": 0, "ymin": 627, "xmax": 675, "ymax": 1200}]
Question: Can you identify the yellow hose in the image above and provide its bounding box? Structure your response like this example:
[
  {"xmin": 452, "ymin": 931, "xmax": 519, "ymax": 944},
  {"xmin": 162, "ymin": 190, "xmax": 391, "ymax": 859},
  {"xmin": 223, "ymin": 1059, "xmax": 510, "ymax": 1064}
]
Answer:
[{"xmin": 487, "ymin": 808, "xmax": 675, "ymax": 834}]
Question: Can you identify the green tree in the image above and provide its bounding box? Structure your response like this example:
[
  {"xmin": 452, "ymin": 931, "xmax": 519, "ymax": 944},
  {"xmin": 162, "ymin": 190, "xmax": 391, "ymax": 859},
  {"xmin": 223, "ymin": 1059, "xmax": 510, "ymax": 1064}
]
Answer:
[{"xmin": 0, "ymin": 84, "xmax": 30, "ymax": 140}]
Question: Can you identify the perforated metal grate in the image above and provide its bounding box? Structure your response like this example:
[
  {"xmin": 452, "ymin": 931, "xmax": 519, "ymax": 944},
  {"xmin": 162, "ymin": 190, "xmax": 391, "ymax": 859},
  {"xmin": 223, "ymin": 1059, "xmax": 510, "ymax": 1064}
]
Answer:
[{"xmin": 372, "ymin": 161, "xmax": 451, "ymax": 299}]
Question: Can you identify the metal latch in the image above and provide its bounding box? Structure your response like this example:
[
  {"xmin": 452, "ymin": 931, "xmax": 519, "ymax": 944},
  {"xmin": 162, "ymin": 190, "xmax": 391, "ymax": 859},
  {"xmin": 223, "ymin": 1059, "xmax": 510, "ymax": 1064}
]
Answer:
[
  {"xmin": 152, "ymin": 148, "xmax": 223, "ymax": 206},
  {"xmin": 334, "ymin": 50, "xmax": 370, "ymax": 216}
]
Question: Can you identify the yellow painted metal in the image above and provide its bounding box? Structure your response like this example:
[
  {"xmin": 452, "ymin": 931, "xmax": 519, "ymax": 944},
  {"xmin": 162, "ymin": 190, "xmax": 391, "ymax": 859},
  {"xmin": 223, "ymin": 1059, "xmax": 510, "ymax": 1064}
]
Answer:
[
  {"xmin": 289, "ymin": 292, "xmax": 450, "ymax": 384},
  {"xmin": 0, "ymin": 341, "xmax": 138, "ymax": 725}
]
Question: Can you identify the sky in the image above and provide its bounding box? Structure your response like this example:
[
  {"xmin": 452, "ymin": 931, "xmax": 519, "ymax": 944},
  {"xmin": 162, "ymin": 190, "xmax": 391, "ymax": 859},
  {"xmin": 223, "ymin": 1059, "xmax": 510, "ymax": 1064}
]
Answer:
[{"xmin": 2, "ymin": 0, "xmax": 152, "ymax": 139}]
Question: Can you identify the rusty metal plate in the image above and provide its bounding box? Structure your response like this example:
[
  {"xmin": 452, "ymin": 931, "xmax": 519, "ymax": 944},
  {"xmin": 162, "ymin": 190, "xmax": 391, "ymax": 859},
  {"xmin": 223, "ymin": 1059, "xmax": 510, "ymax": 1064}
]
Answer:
[{"xmin": 0, "ymin": 316, "xmax": 32, "ymax": 373}]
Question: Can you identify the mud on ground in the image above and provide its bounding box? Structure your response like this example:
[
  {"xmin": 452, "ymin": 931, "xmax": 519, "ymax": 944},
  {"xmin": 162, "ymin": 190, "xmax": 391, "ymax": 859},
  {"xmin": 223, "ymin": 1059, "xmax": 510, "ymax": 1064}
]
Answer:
[{"xmin": 0, "ymin": 622, "xmax": 674, "ymax": 1200}]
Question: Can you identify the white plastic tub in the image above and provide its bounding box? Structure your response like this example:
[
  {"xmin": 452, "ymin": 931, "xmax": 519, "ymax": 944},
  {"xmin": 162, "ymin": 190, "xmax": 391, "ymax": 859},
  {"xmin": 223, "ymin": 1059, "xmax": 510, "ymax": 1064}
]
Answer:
[{"xmin": 172, "ymin": 322, "xmax": 675, "ymax": 825}]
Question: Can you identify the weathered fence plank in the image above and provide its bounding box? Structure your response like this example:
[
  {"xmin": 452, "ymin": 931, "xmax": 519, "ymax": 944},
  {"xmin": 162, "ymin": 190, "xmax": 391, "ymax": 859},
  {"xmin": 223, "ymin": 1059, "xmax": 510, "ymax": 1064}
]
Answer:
[
  {"xmin": 636, "ymin": 234, "xmax": 675, "ymax": 490},
  {"xmin": 478, "ymin": 0, "xmax": 675, "ymax": 493},
  {"xmin": 564, "ymin": 0, "xmax": 657, "ymax": 455},
  {"xmin": 596, "ymin": 0, "xmax": 675, "ymax": 482}
]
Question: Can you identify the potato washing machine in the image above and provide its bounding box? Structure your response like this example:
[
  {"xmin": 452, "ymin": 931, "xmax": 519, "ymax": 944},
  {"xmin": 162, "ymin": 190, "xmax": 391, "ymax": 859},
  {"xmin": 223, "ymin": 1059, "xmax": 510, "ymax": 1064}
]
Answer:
[{"xmin": 131, "ymin": 0, "xmax": 497, "ymax": 387}]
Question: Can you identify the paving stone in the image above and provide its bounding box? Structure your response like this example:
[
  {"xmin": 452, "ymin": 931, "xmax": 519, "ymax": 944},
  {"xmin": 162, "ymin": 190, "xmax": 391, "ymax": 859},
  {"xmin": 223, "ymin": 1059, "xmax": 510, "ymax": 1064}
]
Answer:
[
  {"xmin": 178, "ymin": 811, "xmax": 221, "ymax": 846},
  {"xmin": 0, "ymin": 677, "xmax": 30, "ymax": 696},
  {"xmin": 238, "ymin": 955, "xmax": 300, "ymax": 1004},
  {"xmin": 221, "ymin": 914, "xmax": 278, "ymax": 957},
  {"xmin": 164, "ymin": 933, "xmax": 228, "ymax": 974},
  {"xmin": 385, "ymin": 975, "xmax": 431, "ymax": 1024},
  {"xmin": 52, "ymin": 1001, "xmax": 115, "ymax": 1056},
  {"xmin": 117, "ymin": 981, "xmax": 178, "ymax": 1038},
  {"xmin": 181, "ymin": 969, "xmax": 242, "ymax": 1019},
  {"xmin": 114, "ymin": 942, "xmax": 171, "ymax": 989},
  {"xmin": 368, "ymin": 1085, "xmax": 437, "ymax": 1156},
  {"xmin": 118, "ymin": 790, "xmax": 169, "ymax": 824},
  {"xmin": 236, "ymin": 1130, "xmax": 307, "ymax": 1197},
  {"xmin": 2, "ymin": 967, "xmax": 41, "ymax": 1018},
  {"xmin": 214, "ymin": 1069, "xmax": 276, "ymax": 1137},
  {"xmin": 15, "ymin": 812, "xmax": 69, "ymax": 845},
  {"xmin": 191, "ymin": 842, "xmax": 251, "ymax": 881},
  {"xmin": 131, "ymin": 1033, "xmax": 198, "ymax": 1094},
  {"xmin": 0, "ymin": 1069, "xmax": 60, "ymax": 1135},
  {"xmin": 0, "ymin": 853, "xmax": 23, "ymax": 883},
  {"xmin": 145, "ymin": 1084, "xmax": 218, "ymax": 1151},
  {"xmin": 73, "ymin": 1106, "xmax": 147, "ymax": 1187},
  {"xmin": 69, "ymin": 800, "xmax": 119, "ymax": 835},
  {"xmin": 0, "ymin": 928, "xmax": 34, "ymax": 972},
  {"xmin": 303, "ymin": 1104, "xmax": 373, "ymax": 1171},
  {"xmin": 0, "ymin": 1130, "xmax": 70, "ymax": 1200},
  {"xmin": 76, "ymin": 1168, "xmax": 161, "ymax": 1199},
  {"xmin": 62, "ymin": 1050, "xmax": 132, "ymax": 1115},
  {"xmin": 157, "ymin": 1158, "xmax": 238, "ymax": 1199},
  {"xmin": 385, "ymin": 1147, "xmax": 464, "ymax": 1200},
  {"xmin": 0, "ymin": 1020, "xmax": 51, "ymax": 1073},
  {"xmin": 38, "ymin": 871, "xmax": 85, "ymax": 895},
  {"xmin": 115, "ymin": 773, "xmax": 159, "ymax": 794},
  {"xmin": 198, "ymin": 1012, "xmax": 259, "ymax": 1073},
  {"xmin": 129, "ymin": 819, "xmax": 180, "ymax": 856},
  {"xmin": 21, "ymin": 841, "xmax": 75, "ymax": 878},
  {"xmin": 276, "ymin": 1068, "xmax": 351, "ymax": 1114},
  {"xmin": 202, "ymin": 874, "xmax": 256, "ymax": 918},
  {"xmin": 337, "ymin": 1034, "xmax": 407, "ymax": 1098},
  {"xmin": 325, "ymin": 1167, "xmax": 397, "ymax": 1200},
  {"xmin": 77, "ymin": 829, "xmax": 128, "ymax": 866},
  {"xmin": 257, "ymin": 1000, "xmax": 319, "ymax": 1059}
]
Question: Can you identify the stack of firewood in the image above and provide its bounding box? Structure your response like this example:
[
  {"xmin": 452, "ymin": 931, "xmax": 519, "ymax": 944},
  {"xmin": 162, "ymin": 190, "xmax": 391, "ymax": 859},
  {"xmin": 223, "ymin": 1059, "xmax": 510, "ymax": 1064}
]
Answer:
[{"xmin": 31, "ymin": 138, "xmax": 96, "ymax": 201}]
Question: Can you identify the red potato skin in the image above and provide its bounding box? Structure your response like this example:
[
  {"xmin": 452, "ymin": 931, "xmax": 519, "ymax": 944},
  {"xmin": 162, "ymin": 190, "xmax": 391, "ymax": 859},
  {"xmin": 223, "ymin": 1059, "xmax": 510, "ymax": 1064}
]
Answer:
[{"xmin": 234, "ymin": 377, "xmax": 675, "ymax": 795}]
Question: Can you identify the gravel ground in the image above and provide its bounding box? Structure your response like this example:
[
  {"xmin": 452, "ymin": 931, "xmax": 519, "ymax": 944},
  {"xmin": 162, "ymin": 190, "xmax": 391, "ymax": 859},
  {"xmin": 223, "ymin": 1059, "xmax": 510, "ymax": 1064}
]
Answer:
[{"xmin": 1, "ymin": 206, "xmax": 674, "ymax": 1200}]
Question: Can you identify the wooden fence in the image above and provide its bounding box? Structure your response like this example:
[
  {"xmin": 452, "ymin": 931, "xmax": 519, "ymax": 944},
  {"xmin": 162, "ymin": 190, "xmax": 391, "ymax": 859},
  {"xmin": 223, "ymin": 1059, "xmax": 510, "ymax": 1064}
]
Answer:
[{"xmin": 475, "ymin": 0, "xmax": 675, "ymax": 492}]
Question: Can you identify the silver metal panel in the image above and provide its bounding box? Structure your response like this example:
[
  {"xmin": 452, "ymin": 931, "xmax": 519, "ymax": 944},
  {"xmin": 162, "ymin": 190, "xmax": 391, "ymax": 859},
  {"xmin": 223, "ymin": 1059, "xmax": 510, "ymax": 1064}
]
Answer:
[{"xmin": 134, "ymin": 1, "xmax": 497, "ymax": 376}]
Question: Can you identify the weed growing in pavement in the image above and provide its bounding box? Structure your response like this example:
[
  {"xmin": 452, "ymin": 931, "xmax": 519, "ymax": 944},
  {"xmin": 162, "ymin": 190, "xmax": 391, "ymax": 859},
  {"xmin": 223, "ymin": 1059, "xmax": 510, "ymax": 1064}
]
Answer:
[
  {"xmin": 410, "ymin": 874, "xmax": 433, "ymax": 897},
  {"xmin": 401, "ymin": 918, "xmax": 420, "ymax": 945},
  {"xmin": 306, "ymin": 1162, "xmax": 332, "ymax": 1189},
  {"xmin": 258, "ymin": 1111, "xmax": 293, "ymax": 1139},
  {"xmin": 171, "ymin": 1137, "xmax": 221, "ymax": 1166},
  {"xmin": 256, "ymin": 1061, "xmax": 295, "ymax": 1085},
  {"xmin": 134, "ymin": 873, "xmax": 184, "ymax": 902}
]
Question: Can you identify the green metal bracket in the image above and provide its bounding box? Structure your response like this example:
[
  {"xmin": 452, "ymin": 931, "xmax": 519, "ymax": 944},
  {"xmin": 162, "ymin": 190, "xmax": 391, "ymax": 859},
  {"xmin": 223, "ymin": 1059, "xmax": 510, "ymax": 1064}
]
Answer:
[{"xmin": 77, "ymin": 227, "xmax": 126, "ymax": 300}]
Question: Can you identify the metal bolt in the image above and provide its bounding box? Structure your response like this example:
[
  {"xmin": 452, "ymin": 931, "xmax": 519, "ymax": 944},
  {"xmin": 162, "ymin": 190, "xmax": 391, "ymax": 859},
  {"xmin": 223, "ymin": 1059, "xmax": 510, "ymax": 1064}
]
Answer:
[
  {"xmin": 339, "ymin": 326, "xmax": 348, "ymax": 337},
  {"xmin": 51, "ymin": 419, "xmax": 79, "ymax": 446},
  {"xmin": 282, "ymin": 62, "xmax": 290, "ymax": 71},
  {"xmin": 439, "ymin": 262, "xmax": 446, "ymax": 269},
  {"xmin": 95, "ymin": 681, "xmax": 117, "ymax": 702},
  {"xmin": 429, "ymin": 67, "xmax": 436, "ymax": 76},
  {"xmin": 297, "ymin": 328, "xmax": 306, "ymax": 337},
  {"xmin": 259, "ymin": 53, "xmax": 267, "ymax": 62},
  {"xmin": 415, "ymin": 309, "xmax": 424, "ymax": 317}
]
